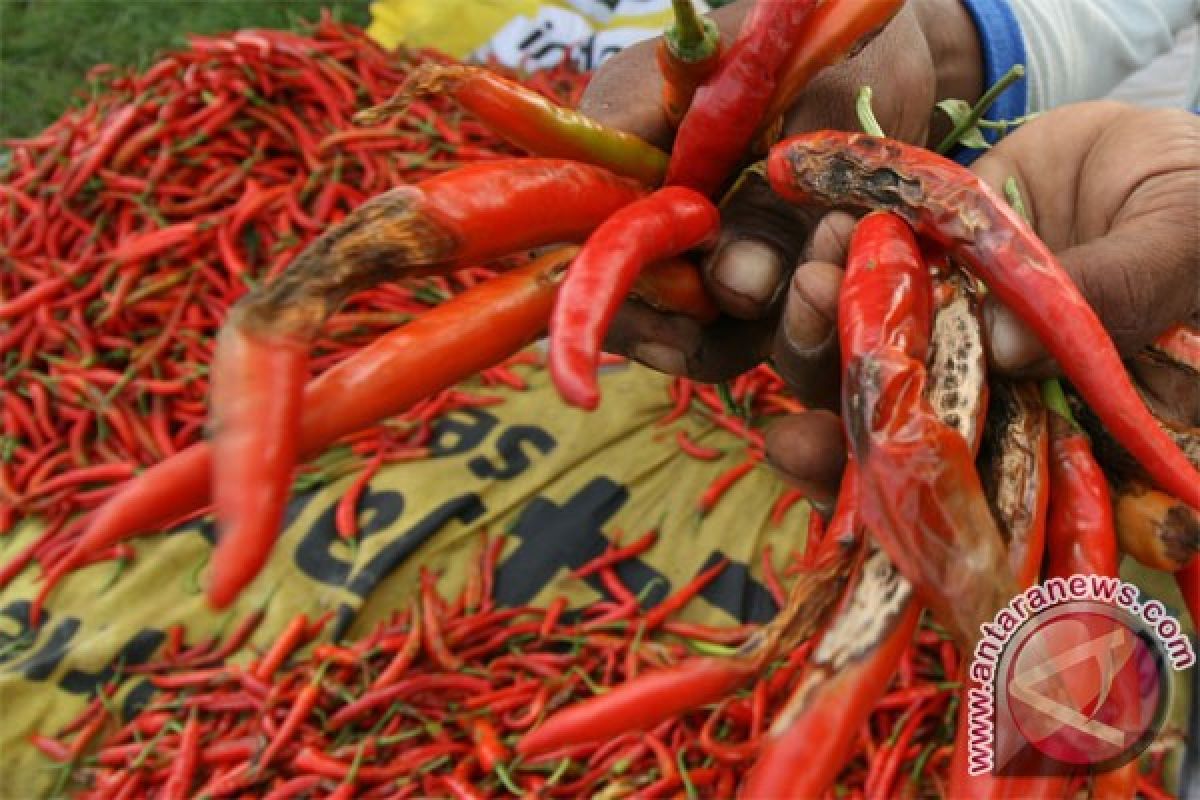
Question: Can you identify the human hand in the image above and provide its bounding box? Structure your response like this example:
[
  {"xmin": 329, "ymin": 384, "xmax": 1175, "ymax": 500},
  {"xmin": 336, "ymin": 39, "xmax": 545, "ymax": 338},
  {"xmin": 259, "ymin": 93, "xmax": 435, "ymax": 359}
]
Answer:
[
  {"xmin": 767, "ymin": 101, "xmax": 1200, "ymax": 499},
  {"xmin": 585, "ymin": 0, "xmax": 983, "ymax": 391}
]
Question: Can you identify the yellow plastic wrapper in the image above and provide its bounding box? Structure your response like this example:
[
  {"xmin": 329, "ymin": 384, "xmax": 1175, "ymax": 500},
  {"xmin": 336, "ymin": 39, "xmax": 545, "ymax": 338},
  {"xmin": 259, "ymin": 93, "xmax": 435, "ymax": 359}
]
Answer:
[
  {"xmin": 0, "ymin": 358, "xmax": 808, "ymax": 798},
  {"xmin": 367, "ymin": 0, "xmax": 711, "ymax": 70}
]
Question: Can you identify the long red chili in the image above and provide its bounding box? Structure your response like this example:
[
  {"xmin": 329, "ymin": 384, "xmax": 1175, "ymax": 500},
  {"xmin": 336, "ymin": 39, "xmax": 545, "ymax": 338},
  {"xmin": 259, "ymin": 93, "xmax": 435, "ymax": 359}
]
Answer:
[
  {"xmin": 756, "ymin": 0, "xmax": 905, "ymax": 137},
  {"xmin": 767, "ymin": 131, "xmax": 1200, "ymax": 511},
  {"xmin": 549, "ymin": 186, "xmax": 719, "ymax": 409},
  {"xmin": 1042, "ymin": 379, "xmax": 1120, "ymax": 578},
  {"xmin": 362, "ymin": 65, "xmax": 670, "ymax": 186},
  {"xmin": 666, "ymin": 0, "xmax": 819, "ymax": 195}
]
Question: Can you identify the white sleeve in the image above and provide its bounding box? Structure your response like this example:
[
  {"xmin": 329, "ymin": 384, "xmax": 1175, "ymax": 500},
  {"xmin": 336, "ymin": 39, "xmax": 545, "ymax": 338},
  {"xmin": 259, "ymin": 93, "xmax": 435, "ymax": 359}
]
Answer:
[{"xmin": 1005, "ymin": 0, "xmax": 1200, "ymax": 110}]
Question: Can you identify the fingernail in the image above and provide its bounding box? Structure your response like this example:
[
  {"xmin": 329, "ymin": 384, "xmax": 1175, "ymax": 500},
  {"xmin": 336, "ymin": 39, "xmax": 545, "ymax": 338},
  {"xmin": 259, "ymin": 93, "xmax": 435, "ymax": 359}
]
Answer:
[
  {"xmin": 711, "ymin": 240, "xmax": 784, "ymax": 306},
  {"xmin": 631, "ymin": 343, "xmax": 686, "ymax": 376},
  {"xmin": 784, "ymin": 278, "xmax": 833, "ymax": 351}
]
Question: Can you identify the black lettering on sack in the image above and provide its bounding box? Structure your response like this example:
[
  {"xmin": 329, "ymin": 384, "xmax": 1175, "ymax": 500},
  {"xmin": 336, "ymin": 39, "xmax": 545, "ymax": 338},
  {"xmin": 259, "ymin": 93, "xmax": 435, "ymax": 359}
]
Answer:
[
  {"xmin": 467, "ymin": 426, "xmax": 556, "ymax": 480},
  {"xmin": 60, "ymin": 628, "xmax": 165, "ymax": 695},
  {"xmin": 0, "ymin": 602, "xmax": 83, "ymax": 681},
  {"xmin": 697, "ymin": 551, "xmax": 779, "ymax": 624},
  {"xmin": 121, "ymin": 679, "xmax": 156, "ymax": 721},
  {"xmin": 430, "ymin": 409, "xmax": 500, "ymax": 457},
  {"xmin": 495, "ymin": 478, "xmax": 630, "ymax": 606},
  {"xmin": 294, "ymin": 488, "xmax": 406, "ymax": 586},
  {"xmin": 330, "ymin": 494, "xmax": 485, "ymax": 640}
]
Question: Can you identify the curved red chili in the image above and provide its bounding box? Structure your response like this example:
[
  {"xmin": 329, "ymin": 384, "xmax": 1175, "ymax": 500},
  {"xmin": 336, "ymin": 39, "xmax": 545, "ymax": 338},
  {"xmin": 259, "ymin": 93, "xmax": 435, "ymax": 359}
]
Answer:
[
  {"xmin": 549, "ymin": 186, "xmax": 719, "ymax": 409},
  {"xmin": 666, "ymin": 0, "xmax": 819, "ymax": 195}
]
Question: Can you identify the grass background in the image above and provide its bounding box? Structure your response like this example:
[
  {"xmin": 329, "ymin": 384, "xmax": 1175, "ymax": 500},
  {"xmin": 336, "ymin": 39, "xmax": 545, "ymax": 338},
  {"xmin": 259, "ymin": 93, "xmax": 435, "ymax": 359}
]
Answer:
[{"xmin": 0, "ymin": 1, "xmax": 371, "ymax": 140}]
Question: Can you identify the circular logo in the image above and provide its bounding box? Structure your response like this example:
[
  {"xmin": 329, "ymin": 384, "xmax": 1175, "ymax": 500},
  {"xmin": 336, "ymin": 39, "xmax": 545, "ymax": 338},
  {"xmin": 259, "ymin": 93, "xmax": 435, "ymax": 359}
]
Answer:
[{"xmin": 1001, "ymin": 602, "xmax": 1168, "ymax": 770}]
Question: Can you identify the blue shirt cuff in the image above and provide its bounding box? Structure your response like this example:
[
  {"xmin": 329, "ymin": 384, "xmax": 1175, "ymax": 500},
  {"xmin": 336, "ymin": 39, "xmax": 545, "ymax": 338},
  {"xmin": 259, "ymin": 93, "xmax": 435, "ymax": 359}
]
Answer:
[{"xmin": 953, "ymin": 0, "xmax": 1029, "ymax": 165}]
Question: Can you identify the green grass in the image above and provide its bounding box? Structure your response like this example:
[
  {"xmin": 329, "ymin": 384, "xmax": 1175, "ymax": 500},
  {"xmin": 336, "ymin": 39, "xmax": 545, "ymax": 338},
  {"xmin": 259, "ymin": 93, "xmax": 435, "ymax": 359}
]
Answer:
[{"xmin": 0, "ymin": 0, "xmax": 371, "ymax": 140}]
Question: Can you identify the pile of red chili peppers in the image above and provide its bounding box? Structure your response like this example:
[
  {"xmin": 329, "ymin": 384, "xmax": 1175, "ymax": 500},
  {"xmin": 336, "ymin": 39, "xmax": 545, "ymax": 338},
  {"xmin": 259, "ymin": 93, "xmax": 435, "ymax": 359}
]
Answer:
[
  {"xmin": 0, "ymin": 18, "xmax": 594, "ymax": 578},
  {"xmin": 32, "ymin": 531, "xmax": 976, "ymax": 799}
]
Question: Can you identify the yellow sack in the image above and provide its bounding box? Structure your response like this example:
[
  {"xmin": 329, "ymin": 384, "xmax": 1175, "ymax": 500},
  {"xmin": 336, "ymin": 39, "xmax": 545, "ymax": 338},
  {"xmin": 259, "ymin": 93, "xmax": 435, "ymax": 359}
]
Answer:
[
  {"xmin": 0, "ymin": 358, "xmax": 809, "ymax": 798},
  {"xmin": 367, "ymin": 0, "xmax": 711, "ymax": 70}
]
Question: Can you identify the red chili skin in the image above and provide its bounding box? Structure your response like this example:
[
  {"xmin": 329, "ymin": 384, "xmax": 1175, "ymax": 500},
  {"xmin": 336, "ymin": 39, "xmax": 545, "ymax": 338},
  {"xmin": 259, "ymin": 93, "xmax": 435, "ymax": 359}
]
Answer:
[
  {"xmin": 837, "ymin": 212, "xmax": 933, "ymax": 367},
  {"xmin": 207, "ymin": 324, "xmax": 305, "ymax": 608},
  {"xmin": 372, "ymin": 65, "xmax": 670, "ymax": 186},
  {"xmin": 666, "ymin": 0, "xmax": 819, "ymax": 195},
  {"xmin": 517, "ymin": 656, "xmax": 757, "ymax": 758},
  {"xmin": 549, "ymin": 186, "xmax": 719, "ymax": 409},
  {"xmin": 471, "ymin": 718, "xmax": 509, "ymax": 773},
  {"xmin": 767, "ymin": 131, "xmax": 1200, "ymax": 511},
  {"xmin": 756, "ymin": 0, "xmax": 906, "ymax": 137},
  {"xmin": 1045, "ymin": 413, "xmax": 1120, "ymax": 578},
  {"xmin": 48, "ymin": 250, "xmax": 711, "ymax": 616}
]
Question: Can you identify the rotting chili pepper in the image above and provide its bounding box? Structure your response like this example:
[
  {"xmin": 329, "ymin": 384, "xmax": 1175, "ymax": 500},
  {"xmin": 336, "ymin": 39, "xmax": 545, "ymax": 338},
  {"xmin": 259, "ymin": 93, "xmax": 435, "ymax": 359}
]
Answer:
[
  {"xmin": 745, "ymin": 216, "xmax": 985, "ymax": 799},
  {"xmin": 978, "ymin": 381, "xmax": 1049, "ymax": 588},
  {"xmin": 666, "ymin": 0, "xmax": 819, "ymax": 195},
  {"xmin": 208, "ymin": 160, "xmax": 649, "ymax": 607},
  {"xmin": 360, "ymin": 65, "xmax": 670, "ymax": 187},
  {"xmin": 1042, "ymin": 379, "xmax": 1120, "ymax": 579},
  {"xmin": 767, "ymin": 131, "xmax": 1200, "ymax": 511},
  {"xmin": 838, "ymin": 211, "xmax": 1012, "ymax": 647},
  {"xmin": 548, "ymin": 186, "xmax": 719, "ymax": 409},
  {"xmin": 656, "ymin": 0, "xmax": 723, "ymax": 127},
  {"xmin": 1113, "ymin": 481, "xmax": 1200, "ymax": 573},
  {"xmin": 44, "ymin": 248, "xmax": 711, "ymax": 616}
]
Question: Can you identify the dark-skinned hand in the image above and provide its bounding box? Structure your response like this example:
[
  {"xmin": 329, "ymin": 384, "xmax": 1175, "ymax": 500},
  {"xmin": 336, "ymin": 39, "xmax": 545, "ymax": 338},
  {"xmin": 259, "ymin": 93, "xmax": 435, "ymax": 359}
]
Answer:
[{"xmin": 765, "ymin": 102, "xmax": 1200, "ymax": 504}]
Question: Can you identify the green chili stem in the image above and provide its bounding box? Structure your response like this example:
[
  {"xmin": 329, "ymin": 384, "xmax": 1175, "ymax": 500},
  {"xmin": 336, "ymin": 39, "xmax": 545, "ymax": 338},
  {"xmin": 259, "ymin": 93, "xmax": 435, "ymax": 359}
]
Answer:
[
  {"xmin": 855, "ymin": 87, "xmax": 886, "ymax": 138},
  {"xmin": 935, "ymin": 64, "xmax": 1025, "ymax": 154},
  {"xmin": 667, "ymin": 0, "xmax": 720, "ymax": 62}
]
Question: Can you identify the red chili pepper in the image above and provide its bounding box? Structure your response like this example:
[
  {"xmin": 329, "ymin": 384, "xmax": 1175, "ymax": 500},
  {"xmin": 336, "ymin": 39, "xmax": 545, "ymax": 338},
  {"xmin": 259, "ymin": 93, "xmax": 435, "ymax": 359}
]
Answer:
[
  {"xmin": 666, "ymin": 0, "xmax": 819, "ymax": 195},
  {"xmin": 162, "ymin": 709, "xmax": 200, "ymax": 800},
  {"xmin": 48, "ymin": 248, "xmax": 711, "ymax": 614},
  {"xmin": 364, "ymin": 65, "xmax": 670, "ymax": 186},
  {"xmin": 470, "ymin": 718, "xmax": 509, "ymax": 773},
  {"xmin": 674, "ymin": 430, "xmax": 723, "ymax": 461},
  {"xmin": 549, "ymin": 186, "xmax": 718, "ymax": 409},
  {"xmin": 696, "ymin": 456, "xmax": 759, "ymax": 515},
  {"xmin": 1043, "ymin": 380, "xmax": 1120, "ymax": 579},
  {"xmin": 757, "ymin": 0, "xmax": 906, "ymax": 136},
  {"xmin": 335, "ymin": 448, "xmax": 383, "ymax": 539},
  {"xmin": 518, "ymin": 657, "xmax": 757, "ymax": 757},
  {"xmin": 768, "ymin": 131, "xmax": 1200, "ymax": 511},
  {"xmin": 420, "ymin": 568, "xmax": 462, "ymax": 672},
  {"xmin": 254, "ymin": 613, "xmax": 308, "ymax": 681},
  {"xmin": 257, "ymin": 666, "xmax": 324, "ymax": 769},
  {"xmin": 656, "ymin": 0, "xmax": 722, "ymax": 127},
  {"xmin": 61, "ymin": 103, "xmax": 141, "ymax": 200}
]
